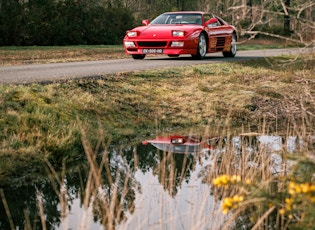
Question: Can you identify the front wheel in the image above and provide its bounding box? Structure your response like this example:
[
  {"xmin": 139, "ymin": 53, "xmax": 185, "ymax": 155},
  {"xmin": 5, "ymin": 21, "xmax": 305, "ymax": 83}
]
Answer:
[
  {"xmin": 223, "ymin": 33, "xmax": 237, "ymax": 57},
  {"xmin": 192, "ymin": 33, "xmax": 207, "ymax": 60},
  {"xmin": 132, "ymin": 54, "xmax": 146, "ymax": 59}
]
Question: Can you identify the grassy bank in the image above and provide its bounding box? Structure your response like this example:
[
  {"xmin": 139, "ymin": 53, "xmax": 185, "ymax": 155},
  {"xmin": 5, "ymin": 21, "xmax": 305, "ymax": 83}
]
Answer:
[
  {"xmin": 0, "ymin": 52, "xmax": 314, "ymax": 180},
  {"xmin": 0, "ymin": 39, "xmax": 301, "ymax": 66},
  {"xmin": 0, "ymin": 45, "xmax": 126, "ymax": 66}
]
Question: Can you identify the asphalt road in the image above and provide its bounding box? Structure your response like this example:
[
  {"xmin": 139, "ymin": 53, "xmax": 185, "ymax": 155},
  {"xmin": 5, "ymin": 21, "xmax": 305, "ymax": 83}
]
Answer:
[{"xmin": 0, "ymin": 48, "xmax": 312, "ymax": 84}]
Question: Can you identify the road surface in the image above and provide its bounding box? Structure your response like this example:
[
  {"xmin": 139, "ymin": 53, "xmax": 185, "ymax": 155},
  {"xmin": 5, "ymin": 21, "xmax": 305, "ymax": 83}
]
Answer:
[{"xmin": 0, "ymin": 48, "xmax": 312, "ymax": 84}]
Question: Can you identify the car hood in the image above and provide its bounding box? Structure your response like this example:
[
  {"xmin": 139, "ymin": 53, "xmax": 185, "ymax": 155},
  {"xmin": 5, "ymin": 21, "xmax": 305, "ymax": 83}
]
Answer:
[{"xmin": 130, "ymin": 24, "xmax": 201, "ymax": 39}]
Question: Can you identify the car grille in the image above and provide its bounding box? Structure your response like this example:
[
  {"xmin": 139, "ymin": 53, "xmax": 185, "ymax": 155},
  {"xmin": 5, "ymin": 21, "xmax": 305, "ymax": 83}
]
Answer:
[{"xmin": 137, "ymin": 41, "xmax": 167, "ymax": 47}]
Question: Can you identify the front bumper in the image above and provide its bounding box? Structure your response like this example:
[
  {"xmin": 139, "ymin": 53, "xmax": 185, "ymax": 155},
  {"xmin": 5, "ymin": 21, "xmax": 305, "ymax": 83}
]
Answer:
[{"xmin": 123, "ymin": 39, "xmax": 198, "ymax": 55}]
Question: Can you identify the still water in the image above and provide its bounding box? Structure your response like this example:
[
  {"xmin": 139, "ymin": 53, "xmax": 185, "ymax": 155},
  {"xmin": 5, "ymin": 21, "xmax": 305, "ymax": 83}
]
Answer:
[{"xmin": 0, "ymin": 134, "xmax": 308, "ymax": 229}]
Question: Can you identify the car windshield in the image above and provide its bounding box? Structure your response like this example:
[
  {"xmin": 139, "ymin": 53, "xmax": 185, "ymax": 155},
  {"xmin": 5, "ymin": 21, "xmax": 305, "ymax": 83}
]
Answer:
[{"xmin": 151, "ymin": 13, "xmax": 202, "ymax": 25}]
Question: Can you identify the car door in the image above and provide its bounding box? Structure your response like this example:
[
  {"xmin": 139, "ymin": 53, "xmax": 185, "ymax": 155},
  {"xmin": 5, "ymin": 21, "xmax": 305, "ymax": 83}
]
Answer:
[{"xmin": 204, "ymin": 14, "xmax": 228, "ymax": 51}]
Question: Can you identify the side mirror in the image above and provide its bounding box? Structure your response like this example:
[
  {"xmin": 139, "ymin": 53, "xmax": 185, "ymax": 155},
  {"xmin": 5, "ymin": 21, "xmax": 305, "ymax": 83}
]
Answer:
[
  {"xmin": 142, "ymin": 19, "xmax": 149, "ymax": 26},
  {"xmin": 206, "ymin": 18, "xmax": 218, "ymax": 27}
]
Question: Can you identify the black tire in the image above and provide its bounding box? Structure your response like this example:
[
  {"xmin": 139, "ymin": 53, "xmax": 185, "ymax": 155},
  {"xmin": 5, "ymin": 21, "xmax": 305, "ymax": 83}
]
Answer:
[
  {"xmin": 132, "ymin": 54, "xmax": 146, "ymax": 59},
  {"xmin": 223, "ymin": 33, "xmax": 237, "ymax": 57},
  {"xmin": 192, "ymin": 33, "xmax": 207, "ymax": 60}
]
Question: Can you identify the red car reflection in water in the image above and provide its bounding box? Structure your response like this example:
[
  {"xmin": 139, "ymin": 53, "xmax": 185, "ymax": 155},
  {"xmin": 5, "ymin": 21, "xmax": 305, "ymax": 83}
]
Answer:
[
  {"xmin": 123, "ymin": 11, "xmax": 237, "ymax": 60},
  {"xmin": 142, "ymin": 135, "xmax": 223, "ymax": 154}
]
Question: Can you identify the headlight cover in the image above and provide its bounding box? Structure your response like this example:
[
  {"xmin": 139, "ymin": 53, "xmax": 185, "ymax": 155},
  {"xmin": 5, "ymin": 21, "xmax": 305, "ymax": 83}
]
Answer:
[
  {"xmin": 127, "ymin": 31, "xmax": 138, "ymax": 37},
  {"xmin": 171, "ymin": 137, "xmax": 185, "ymax": 144},
  {"xmin": 124, "ymin": 41, "xmax": 136, "ymax": 47},
  {"xmin": 171, "ymin": 41, "xmax": 184, "ymax": 47},
  {"xmin": 172, "ymin": 31, "xmax": 185, "ymax": 37}
]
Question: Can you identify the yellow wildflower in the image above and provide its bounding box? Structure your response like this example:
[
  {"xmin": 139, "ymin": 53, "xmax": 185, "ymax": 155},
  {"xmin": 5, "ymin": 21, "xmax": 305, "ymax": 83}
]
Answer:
[
  {"xmin": 222, "ymin": 208, "xmax": 229, "ymax": 215},
  {"xmin": 231, "ymin": 175, "xmax": 241, "ymax": 183},
  {"xmin": 213, "ymin": 178, "xmax": 220, "ymax": 186},
  {"xmin": 279, "ymin": 208, "xmax": 285, "ymax": 215},
  {"xmin": 288, "ymin": 182, "xmax": 296, "ymax": 195},
  {"xmin": 221, "ymin": 195, "xmax": 245, "ymax": 214},
  {"xmin": 285, "ymin": 198, "xmax": 293, "ymax": 210},
  {"xmin": 300, "ymin": 183, "xmax": 310, "ymax": 193},
  {"xmin": 288, "ymin": 181, "xmax": 296, "ymax": 189},
  {"xmin": 221, "ymin": 175, "xmax": 229, "ymax": 185},
  {"xmin": 295, "ymin": 185, "xmax": 302, "ymax": 194},
  {"xmin": 285, "ymin": 197, "xmax": 293, "ymax": 204},
  {"xmin": 223, "ymin": 198, "xmax": 233, "ymax": 208},
  {"xmin": 213, "ymin": 174, "xmax": 232, "ymax": 187},
  {"xmin": 233, "ymin": 195, "xmax": 244, "ymax": 202}
]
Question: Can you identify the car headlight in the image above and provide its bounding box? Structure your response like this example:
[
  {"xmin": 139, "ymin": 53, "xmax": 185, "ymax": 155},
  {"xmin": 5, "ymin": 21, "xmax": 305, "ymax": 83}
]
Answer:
[
  {"xmin": 127, "ymin": 31, "xmax": 138, "ymax": 37},
  {"xmin": 171, "ymin": 137, "xmax": 185, "ymax": 144},
  {"xmin": 171, "ymin": 41, "xmax": 184, "ymax": 47},
  {"xmin": 124, "ymin": 41, "xmax": 136, "ymax": 47},
  {"xmin": 172, "ymin": 31, "xmax": 185, "ymax": 37}
]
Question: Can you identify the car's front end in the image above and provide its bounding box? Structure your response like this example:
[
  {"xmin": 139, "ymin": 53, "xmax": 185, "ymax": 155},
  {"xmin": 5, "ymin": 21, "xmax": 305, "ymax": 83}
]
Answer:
[
  {"xmin": 123, "ymin": 25, "xmax": 200, "ymax": 58},
  {"xmin": 123, "ymin": 12, "xmax": 204, "ymax": 59}
]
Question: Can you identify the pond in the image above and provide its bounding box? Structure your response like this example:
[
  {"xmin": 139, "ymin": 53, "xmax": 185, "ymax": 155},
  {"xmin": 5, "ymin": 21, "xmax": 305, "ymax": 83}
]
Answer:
[{"xmin": 0, "ymin": 133, "xmax": 311, "ymax": 229}]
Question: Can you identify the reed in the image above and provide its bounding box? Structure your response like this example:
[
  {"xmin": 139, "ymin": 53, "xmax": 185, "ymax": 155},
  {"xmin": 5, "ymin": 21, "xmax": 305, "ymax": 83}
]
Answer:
[{"xmin": 209, "ymin": 119, "xmax": 315, "ymax": 229}]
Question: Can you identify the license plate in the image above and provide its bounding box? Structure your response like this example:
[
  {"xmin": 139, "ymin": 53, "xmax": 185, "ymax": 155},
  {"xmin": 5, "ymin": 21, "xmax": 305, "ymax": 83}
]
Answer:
[{"xmin": 142, "ymin": 49, "xmax": 163, "ymax": 54}]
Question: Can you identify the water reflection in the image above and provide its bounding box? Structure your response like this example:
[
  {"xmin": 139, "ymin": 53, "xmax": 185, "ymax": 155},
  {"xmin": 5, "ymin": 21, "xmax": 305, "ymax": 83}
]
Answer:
[{"xmin": 0, "ymin": 134, "xmax": 313, "ymax": 229}]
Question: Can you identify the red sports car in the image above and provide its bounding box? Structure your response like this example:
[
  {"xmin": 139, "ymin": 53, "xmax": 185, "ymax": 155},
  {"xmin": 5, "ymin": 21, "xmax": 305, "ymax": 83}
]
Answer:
[
  {"xmin": 123, "ymin": 11, "xmax": 237, "ymax": 60},
  {"xmin": 142, "ymin": 135, "xmax": 225, "ymax": 154}
]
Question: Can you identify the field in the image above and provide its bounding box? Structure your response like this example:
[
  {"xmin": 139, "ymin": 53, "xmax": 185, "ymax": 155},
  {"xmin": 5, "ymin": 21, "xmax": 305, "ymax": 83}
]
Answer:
[{"xmin": 0, "ymin": 42, "xmax": 314, "ymax": 229}]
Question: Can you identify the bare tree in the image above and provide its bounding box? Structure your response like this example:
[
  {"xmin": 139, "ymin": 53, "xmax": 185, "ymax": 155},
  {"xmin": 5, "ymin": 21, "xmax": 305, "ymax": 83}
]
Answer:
[{"xmin": 218, "ymin": 0, "xmax": 315, "ymax": 46}]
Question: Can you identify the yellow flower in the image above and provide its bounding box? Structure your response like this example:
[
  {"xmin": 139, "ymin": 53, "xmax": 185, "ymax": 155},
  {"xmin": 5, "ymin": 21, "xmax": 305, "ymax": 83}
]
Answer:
[
  {"xmin": 231, "ymin": 175, "xmax": 241, "ymax": 183},
  {"xmin": 221, "ymin": 194, "xmax": 244, "ymax": 214},
  {"xmin": 279, "ymin": 208, "xmax": 285, "ymax": 215},
  {"xmin": 213, "ymin": 178, "xmax": 220, "ymax": 186},
  {"xmin": 288, "ymin": 182, "xmax": 296, "ymax": 194},
  {"xmin": 213, "ymin": 174, "xmax": 231, "ymax": 187},
  {"xmin": 285, "ymin": 204, "xmax": 292, "ymax": 211},
  {"xmin": 223, "ymin": 198, "xmax": 233, "ymax": 208},
  {"xmin": 233, "ymin": 195, "xmax": 244, "ymax": 202},
  {"xmin": 285, "ymin": 198, "xmax": 293, "ymax": 204},
  {"xmin": 300, "ymin": 183, "xmax": 310, "ymax": 193},
  {"xmin": 295, "ymin": 185, "xmax": 302, "ymax": 194},
  {"xmin": 220, "ymin": 175, "xmax": 229, "ymax": 185},
  {"xmin": 222, "ymin": 208, "xmax": 229, "ymax": 215},
  {"xmin": 288, "ymin": 181, "xmax": 296, "ymax": 189},
  {"xmin": 289, "ymin": 189, "xmax": 296, "ymax": 195}
]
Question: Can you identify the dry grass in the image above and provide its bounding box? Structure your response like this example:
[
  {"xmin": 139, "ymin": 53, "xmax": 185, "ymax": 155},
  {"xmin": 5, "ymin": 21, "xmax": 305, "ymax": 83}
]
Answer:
[{"xmin": 0, "ymin": 46, "xmax": 126, "ymax": 66}]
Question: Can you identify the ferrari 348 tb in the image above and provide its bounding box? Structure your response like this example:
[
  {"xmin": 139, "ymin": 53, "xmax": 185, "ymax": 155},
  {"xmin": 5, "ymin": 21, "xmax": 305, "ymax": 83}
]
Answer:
[{"xmin": 123, "ymin": 11, "xmax": 237, "ymax": 60}]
